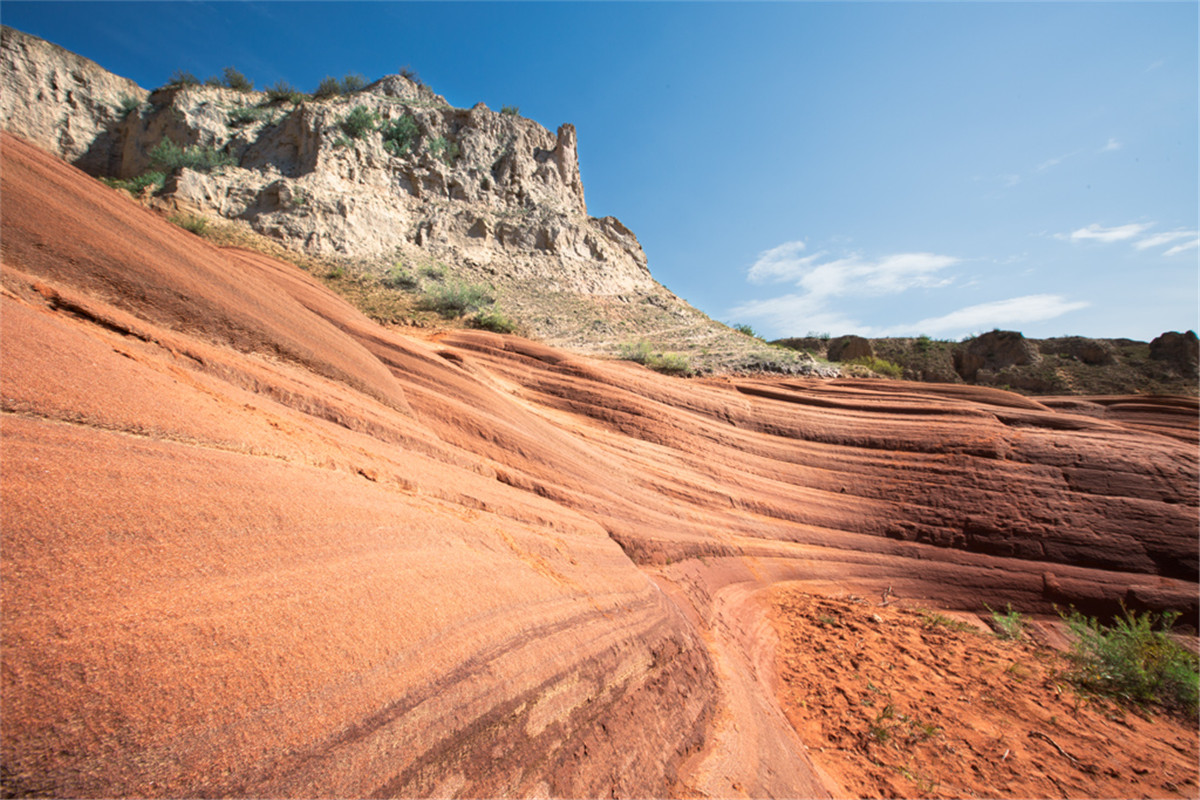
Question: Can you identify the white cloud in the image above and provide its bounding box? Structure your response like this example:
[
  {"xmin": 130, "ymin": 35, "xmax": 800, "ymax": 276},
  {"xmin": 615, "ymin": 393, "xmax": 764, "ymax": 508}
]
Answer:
[
  {"xmin": 1035, "ymin": 150, "xmax": 1080, "ymax": 172},
  {"xmin": 888, "ymin": 295, "xmax": 1090, "ymax": 336},
  {"xmin": 747, "ymin": 240, "xmax": 817, "ymax": 284},
  {"xmin": 1134, "ymin": 230, "xmax": 1198, "ymax": 250},
  {"xmin": 1145, "ymin": 59, "xmax": 1165, "ymax": 72},
  {"xmin": 1098, "ymin": 138, "xmax": 1122, "ymax": 153},
  {"xmin": 1164, "ymin": 239, "xmax": 1199, "ymax": 257},
  {"xmin": 1066, "ymin": 222, "xmax": 1153, "ymax": 243}
]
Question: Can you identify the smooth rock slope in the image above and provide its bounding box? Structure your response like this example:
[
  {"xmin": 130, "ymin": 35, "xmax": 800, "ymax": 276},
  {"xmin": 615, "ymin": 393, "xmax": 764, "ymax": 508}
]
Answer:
[{"xmin": 2, "ymin": 131, "xmax": 1197, "ymax": 797}]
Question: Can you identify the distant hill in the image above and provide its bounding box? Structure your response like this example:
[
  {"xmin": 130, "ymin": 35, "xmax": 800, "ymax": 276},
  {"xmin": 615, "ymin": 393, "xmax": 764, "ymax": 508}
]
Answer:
[{"xmin": 774, "ymin": 329, "xmax": 1199, "ymax": 396}]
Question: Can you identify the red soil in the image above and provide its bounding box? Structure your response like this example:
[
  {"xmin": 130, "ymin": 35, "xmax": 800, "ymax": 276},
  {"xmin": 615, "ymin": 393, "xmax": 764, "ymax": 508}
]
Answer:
[{"xmin": 2, "ymin": 132, "xmax": 1196, "ymax": 797}]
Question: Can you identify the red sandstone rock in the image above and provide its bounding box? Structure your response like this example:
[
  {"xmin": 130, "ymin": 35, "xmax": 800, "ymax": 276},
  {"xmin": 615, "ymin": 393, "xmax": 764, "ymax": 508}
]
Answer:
[{"xmin": 1, "ymin": 133, "xmax": 1196, "ymax": 797}]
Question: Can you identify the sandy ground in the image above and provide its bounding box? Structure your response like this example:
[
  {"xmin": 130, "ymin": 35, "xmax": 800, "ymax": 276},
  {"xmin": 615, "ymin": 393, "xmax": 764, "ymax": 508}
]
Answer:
[{"xmin": 770, "ymin": 587, "xmax": 1199, "ymax": 799}]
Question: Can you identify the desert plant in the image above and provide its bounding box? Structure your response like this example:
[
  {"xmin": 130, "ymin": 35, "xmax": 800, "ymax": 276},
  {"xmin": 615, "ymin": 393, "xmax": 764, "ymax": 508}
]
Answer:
[
  {"xmin": 986, "ymin": 603, "xmax": 1026, "ymax": 640},
  {"xmin": 845, "ymin": 355, "xmax": 903, "ymax": 378},
  {"xmin": 471, "ymin": 308, "xmax": 518, "ymax": 334},
  {"xmin": 732, "ymin": 323, "xmax": 760, "ymax": 338},
  {"xmin": 149, "ymin": 139, "xmax": 236, "ymax": 173},
  {"xmin": 129, "ymin": 171, "xmax": 166, "ymax": 194},
  {"xmin": 116, "ymin": 95, "xmax": 141, "ymax": 119},
  {"xmin": 340, "ymin": 73, "xmax": 367, "ymax": 93},
  {"xmin": 428, "ymin": 135, "xmax": 460, "ymax": 166},
  {"xmin": 167, "ymin": 70, "xmax": 200, "ymax": 87},
  {"xmin": 619, "ymin": 341, "xmax": 694, "ymax": 376},
  {"xmin": 500, "ymin": 105, "xmax": 520, "ymax": 116},
  {"xmin": 380, "ymin": 115, "xmax": 419, "ymax": 156},
  {"xmin": 1061, "ymin": 605, "xmax": 1199, "ymax": 714},
  {"xmin": 221, "ymin": 66, "xmax": 253, "ymax": 92},
  {"xmin": 340, "ymin": 105, "xmax": 379, "ymax": 139},
  {"xmin": 227, "ymin": 105, "xmax": 274, "ymax": 127},
  {"xmin": 265, "ymin": 80, "xmax": 305, "ymax": 104},
  {"xmin": 204, "ymin": 75, "xmax": 225, "ymax": 88},
  {"xmin": 380, "ymin": 263, "xmax": 419, "ymax": 290},
  {"xmin": 419, "ymin": 281, "xmax": 495, "ymax": 318},
  {"xmin": 421, "ymin": 263, "xmax": 447, "ymax": 281},
  {"xmin": 399, "ymin": 65, "xmax": 421, "ymax": 84},
  {"xmin": 313, "ymin": 76, "xmax": 342, "ymax": 100},
  {"xmin": 168, "ymin": 213, "xmax": 208, "ymax": 235}
]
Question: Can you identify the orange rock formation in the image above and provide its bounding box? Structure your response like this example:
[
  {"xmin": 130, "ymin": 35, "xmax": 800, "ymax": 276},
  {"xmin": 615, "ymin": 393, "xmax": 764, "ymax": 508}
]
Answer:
[{"xmin": 2, "ymin": 132, "xmax": 1196, "ymax": 796}]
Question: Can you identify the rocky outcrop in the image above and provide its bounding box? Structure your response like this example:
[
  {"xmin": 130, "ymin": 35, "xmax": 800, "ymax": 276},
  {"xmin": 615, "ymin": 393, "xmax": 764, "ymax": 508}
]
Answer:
[
  {"xmin": 826, "ymin": 334, "xmax": 872, "ymax": 362},
  {"xmin": 953, "ymin": 329, "xmax": 1040, "ymax": 381},
  {"xmin": 1039, "ymin": 336, "xmax": 1115, "ymax": 366},
  {"xmin": 1149, "ymin": 330, "xmax": 1199, "ymax": 375},
  {"xmin": 2, "ymin": 134, "xmax": 1197, "ymax": 796},
  {"xmin": 0, "ymin": 26, "xmax": 147, "ymax": 176}
]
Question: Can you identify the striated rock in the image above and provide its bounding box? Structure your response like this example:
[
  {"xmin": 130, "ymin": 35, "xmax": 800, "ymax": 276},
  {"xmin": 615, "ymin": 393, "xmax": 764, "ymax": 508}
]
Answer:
[
  {"xmin": 2, "ymin": 134, "xmax": 1196, "ymax": 797},
  {"xmin": 954, "ymin": 329, "xmax": 1040, "ymax": 381},
  {"xmin": 0, "ymin": 26, "xmax": 147, "ymax": 176},
  {"xmin": 1149, "ymin": 330, "xmax": 1199, "ymax": 375},
  {"xmin": 826, "ymin": 335, "xmax": 872, "ymax": 362}
]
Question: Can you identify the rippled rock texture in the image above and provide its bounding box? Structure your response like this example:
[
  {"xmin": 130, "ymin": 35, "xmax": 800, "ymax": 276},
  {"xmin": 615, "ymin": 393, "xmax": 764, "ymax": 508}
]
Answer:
[{"xmin": 2, "ymin": 133, "xmax": 1196, "ymax": 796}]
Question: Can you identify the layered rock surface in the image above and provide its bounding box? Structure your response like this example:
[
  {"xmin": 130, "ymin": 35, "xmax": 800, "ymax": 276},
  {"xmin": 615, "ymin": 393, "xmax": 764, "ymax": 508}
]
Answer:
[{"xmin": 2, "ymin": 133, "xmax": 1198, "ymax": 796}]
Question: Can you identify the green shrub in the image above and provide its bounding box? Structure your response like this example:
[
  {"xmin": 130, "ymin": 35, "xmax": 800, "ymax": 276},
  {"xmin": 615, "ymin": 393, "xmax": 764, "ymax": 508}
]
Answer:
[
  {"xmin": 313, "ymin": 76, "xmax": 342, "ymax": 100},
  {"xmin": 428, "ymin": 136, "xmax": 460, "ymax": 165},
  {"xmin": 204, "ymin": 75, "xmax": 225, "ymax": 88},
  {"xmin": 227, "ymin": 106, "xmax": 274, "ymax": 127},
  {"xmin": 168, "ymin": 213, "xmax": 208, "ymax": 235},
  {"xmin": 732, "ymin": 323, "xmax": 760, "ymax": 338},
  {"xmin": 421, "ymin": 263, "xmax": 447, "ymax": 281},
  {"xmin": 915, "ymin": 334, "xmax": 933, "ymax": 353},
  {"xmin": 222, "ymin": 66, "xmax": 253, "ymax": 92},
  {"xmin": 381, "ymin": 263, "xmax": 419, "ymax": 290},
  {"xmin": 340, "ymin": 73, "xmax": 367, "ymax": 93},
  {"xmin": 399, "ymin": 65, "xmax": 421, "ymax": 85},
  {"xmin": 265, "ymin": 81, "xmax": 306, "ymax": 104},
  {"xmin": 845, "ymin": 355, "xmax": 903, "ymax": 378},
  {"xmin": 167, "ymin": 70, "xmax": 200, "ymax": 87},
  {"xmin": 116, "ymin": 95, "xmax": 141, "ymax": 119},
  {"xmin": 340, "ymin": 105, "xmax": 379, "ymax": 139},
  {"xmin": 381, "ymin": 115, "xmax": 419, "ymax": 156},
  {"xmin": 501, "ymin": 105, "xmax": 520, "ymax": 116},
  {"xmin": 148, "ymin": 139, "xmax": 236, "ymax": 173},
  {"xmin": 419, "ymin": 281, "xmax": 495, "ymax": 318},
  {"xmin": 986, "ymin": 603, "xmax": 1026, "ymax": 640},
  {"xmin": 129, "ymin": 171, "xmax": 166, "ymax": 194},
  {"xmin": 471, "ymin": 308, "xmax": 518, "ymax": 334},
  {"xmin": 1062, "ymin": 606, "xmax": 1199, "ymax": 715},
  {"xmin": 619, "ymin": 341, "xmax": 694, "ymax": 376}
]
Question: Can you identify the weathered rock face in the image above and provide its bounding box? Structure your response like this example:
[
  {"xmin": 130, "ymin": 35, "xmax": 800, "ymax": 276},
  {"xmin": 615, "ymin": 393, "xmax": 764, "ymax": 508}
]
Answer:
[
  {"xmin": 2, "ymin": 134, "xmax": 1197, "ymax": 797},
  {"xmin": 1149, "ymin": 330, "xmax": 1199, "ymax": 375},
  {"xmin": 954, "ymin": 329, "xmax": 1040, "ymax": 381},
  {"xmin": 0, "ymin": 26, "xmax": 147, "ymax": 176},
  {"xmin": 826, "ymin": 334, "xmax": 872, "ymax": 362},
  {"xmin": 0, "ymin": 26, "xmax": 652, "ymax": 298},
  {"xmin": 1040, "ymin": 336, "xmax": 1115, "ymax": 366}
]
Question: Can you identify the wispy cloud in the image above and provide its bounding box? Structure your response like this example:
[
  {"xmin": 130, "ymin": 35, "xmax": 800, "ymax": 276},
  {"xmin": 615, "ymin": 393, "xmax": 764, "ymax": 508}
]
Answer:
[
  {"xmin": 1133, "ymin": 229, "xmax": 1197, "ymax": 250},
  {"xmin": 1098, "ymin": 138, "xmax": 1122, "ymax": 153},
  {"xmin": 1063, "ymin": 222, "xmax": 1153, "ymax": 243},
  {"xmin": 1145, "ymin": 59, "xmax": 1165, "ymax": 72},
  {"xmin": 884, "ymin": 295, "xmax": 1090, "ymax": 336},
  {"xmin": 1164, "ymin": 239, "xmax": 1199, "ymax": 257},
  {"xmin": 746, "ymin": 240, "xmax": 819, "ymax": 283},
  {"xmin": 1035, "ymin": 151, "xmax": 1079, "ymax": 172}
]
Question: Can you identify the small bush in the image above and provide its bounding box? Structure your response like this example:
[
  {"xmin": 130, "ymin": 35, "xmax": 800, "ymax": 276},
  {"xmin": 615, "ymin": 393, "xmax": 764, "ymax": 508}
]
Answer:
[
  {"xmin": 167, "ymin": 70, "xmax": 200, "ymax": 87},
  {"xmin": 381, "ymin": 115, "xmax": 419, "ymax": 156},
  {"xmin": 222, "ymin": 66, "xmax": 253, "ymax": 92},
  {"xmin": 471, "ymin": 308, "xmax": 518, "ymax": 334},
  {"xmin": 313, "ymin": 76, "xmax": 342, "ymax": 100},
  {"xmin": 227, "ymin": 105, "xmax": 275, "ymax": 127},
  {"xmin": 149, "ymin": 139, "xmax": 236, "ymax": 173},
  {"xmin": 501, "ymin": 105, "xmax": 520, "ymax": 116},
  {"xmin": 1062, "ymin": 605, "xmax": 1199, "ymax": 715},
  {"xmin": 168, "ymin": 213, "xmax": 208, "ymax": 235},
  {"xmin": 381, "ymin": 263, "xmax": 419, "ymax": 290},
  {"xmin": 986, "ymin": 603, "xmax": 1026, "ymax": 640},
  {"xmin": 129, "ymin": 171, "xmax": 166, "ymax": 194},
  {"xmin": 204, "ymin": 75, "xmax": 225, "ymax": 88},
  {"xmin": 399, "ymin": 65, "xmax": 421, "ymax": 85},
  {"xmin": 619, "ymin": 341, "xmax": 694, "ymax": 376},
  {"xmin": 428, "ymin": 135, "xmax": 460, "ymax": 165},
  {"xmin": 265, "ymin": 81, "xmax": 305, "ymax": 104},
  {"xmin": 421, "ymin": 263, "xmax": 447, "ymax": 281},
  {"xmin": 419, "ymin": 281, "xmax": 495, "ymax": 318},
  {"xmin": 340, "ymin": 73, "xmax": 367, "ymax": 93},
  {"xmin": 340, "ymin": 105, "xmax": 379, "ymax": 139},
  {"xmin": 116, "ymin": 95, "xmax": 141, "ymax": 119},
  {"xmin": 845, "ymin": 355, "xmax": 903, "ymax": 378},
  {"xmin": 915, "ymin": 334, "xmax": 933, "ymax": 353},
  {"xmin": 732, "ymin": 323, "xmax": 760, "ymax": 339}
]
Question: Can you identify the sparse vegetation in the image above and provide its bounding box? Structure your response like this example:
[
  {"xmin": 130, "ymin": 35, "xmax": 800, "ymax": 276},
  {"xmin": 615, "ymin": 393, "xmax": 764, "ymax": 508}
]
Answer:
[
  {"xmin": 399, "ymin": 65, "xmax": 421, "ymax": 85},
  {"xmin": 265, "ymin": 80, "xmax": 306, "ymax": 104},
  {"xmin": 845, "ymin": 355, "xmax": 903, "ymax": 378},
  {"xmin": 419, "ymin": 281, "xmax": 495, "ymax": 318},
  {"xmin": 168, "ymin": 213, "xmax": 208, "ymax": 235},
  {"xmin": 340, "ymin": 105, "xmax": 379, "ymax": 139},
  {"xmin": 116, "ymin": 95, "xmax": 141, "ymax": 119},
  {"xmin": 1061, "ymin": 605, "xmax": 1199, "ymax": 715},
  {"xmin": 226, "ymin": 105, "xmax": 275, "ymax": 127},
  {"xmin": 381, "ymin": 263, "xmax": 419, "ymax": 290},
  {"xmin": 221, "ymin": 66, "xmax": 253, "ymax": 92},
  {"xmin": 315, "ymin": 72, "xmax": 368, "ymax": 99},
  {"xmin": 428, "ymin": 135, "xmax": 460, "ymax": 165},
  {"xmin": 920, "ymin": 611, "xmax": 976, "ymax": 634},
  {"xmin": 149, "ymin": 139, "xmax": 236, "ymax": 173},
  {"xmin": 421, "ymin": 263, "xmax": 447, "ymax": 281},
  {"xmin": 619, "ymin": 341, "xmax": 694, "ymax": 376},
  {"xmin": 103, "ymin": 171, "xmax": 167, "ymax": 196},
  {"xmin": 471, "ymin": 308, "xmax": 519, "ymax": 334},
  {"xmin": 501, "ymin": 105, "xmax": 520, "ymax": 116},
  {"xmin": 167, "ymin": 70, "xmax": 200, "ymax": 87},
  {"xmin": 986, "ymin": 603, "xmax": 1026, "ymax": 640},
  {"xmin": 380, "ymin": 115, "xmax": 419, "ymax": 156},
  {"xmin": 732, "ymin": 323, "xmax": 761, "ymax": 339}
]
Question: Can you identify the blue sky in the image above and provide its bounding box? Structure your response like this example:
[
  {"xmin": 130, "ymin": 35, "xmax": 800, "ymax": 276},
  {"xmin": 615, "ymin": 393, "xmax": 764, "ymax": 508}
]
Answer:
[{"xmin": 4, "ymin": 1, "xmax": 1196, "ymax": 341}]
